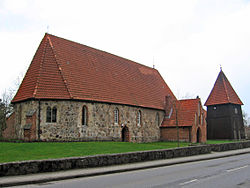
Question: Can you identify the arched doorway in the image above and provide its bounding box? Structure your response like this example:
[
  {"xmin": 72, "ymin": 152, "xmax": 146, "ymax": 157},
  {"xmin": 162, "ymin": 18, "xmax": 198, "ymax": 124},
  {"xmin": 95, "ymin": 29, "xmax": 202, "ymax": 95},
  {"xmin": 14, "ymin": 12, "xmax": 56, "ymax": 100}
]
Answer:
[
  {"xmin": 122, "ymin": 126, "xmax": 129, "ymax": 142},
  {"xmin": 197, "ymin": 128, "xmax": 201, "ymax": 143}
]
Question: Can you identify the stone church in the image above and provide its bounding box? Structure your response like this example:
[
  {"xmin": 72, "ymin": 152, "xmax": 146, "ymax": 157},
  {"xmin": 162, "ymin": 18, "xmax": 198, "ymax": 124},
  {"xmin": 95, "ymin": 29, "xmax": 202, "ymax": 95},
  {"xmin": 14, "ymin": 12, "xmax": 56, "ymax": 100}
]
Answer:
[
  {"xmin": 205, "ymin": 69, "xmax": 245, "ymax": 139},
  {"xmin": 3, "ymin": 33, "xmax": 206, "ymax": 143}
]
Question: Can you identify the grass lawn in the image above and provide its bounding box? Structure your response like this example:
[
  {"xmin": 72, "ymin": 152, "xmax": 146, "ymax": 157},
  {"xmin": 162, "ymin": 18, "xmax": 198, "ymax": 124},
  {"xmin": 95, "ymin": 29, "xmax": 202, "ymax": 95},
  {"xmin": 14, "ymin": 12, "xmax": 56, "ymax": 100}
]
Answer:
[
  {"xmin": 0, "ymin": 141, "xmax": 190, "ymax": 163},
  {"xmin": 206, "ymin": 140, "xmax": 242, "ymax": 144}
]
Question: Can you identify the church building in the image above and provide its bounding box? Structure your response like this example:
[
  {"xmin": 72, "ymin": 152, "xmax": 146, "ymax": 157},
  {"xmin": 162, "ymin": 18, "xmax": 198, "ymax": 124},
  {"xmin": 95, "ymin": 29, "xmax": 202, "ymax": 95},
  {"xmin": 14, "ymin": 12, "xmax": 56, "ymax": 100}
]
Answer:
[
  {"xmin": 3, "ymin": 33, "xmax": 206, "ymax": 143},
  {"xmin": 205, "ymin": 69, "xmax": 245, "ymax": 139}
]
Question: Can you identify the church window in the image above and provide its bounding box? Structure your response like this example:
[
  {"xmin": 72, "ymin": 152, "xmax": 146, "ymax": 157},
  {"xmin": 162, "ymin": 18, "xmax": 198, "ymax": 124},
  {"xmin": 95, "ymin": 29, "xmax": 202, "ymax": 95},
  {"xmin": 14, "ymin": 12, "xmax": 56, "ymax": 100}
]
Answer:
[
  {"xmin": 46, "ymin": 107, "xmax": 51, "ymax": 122},
  {"xmin": 46, "ymin": 106, "xmax": 57, "ymax": 123},
  {"xmin": 137, "ymin": 110, "xmax": 141, "ymax": 126},
  {"xmin": 156, "ymin": 113, "xmax": 160, "ymax": 126},
  {"xmin": 52, "ymin": 107, "xmax": 57, "ymax": 123},
  {"xmin": 114, "ymin": 108, "xmax": 119, "ymax": 124},
  {"xmin": 82, "ymin": 106, "xmax": 87, "ymax": 125}
]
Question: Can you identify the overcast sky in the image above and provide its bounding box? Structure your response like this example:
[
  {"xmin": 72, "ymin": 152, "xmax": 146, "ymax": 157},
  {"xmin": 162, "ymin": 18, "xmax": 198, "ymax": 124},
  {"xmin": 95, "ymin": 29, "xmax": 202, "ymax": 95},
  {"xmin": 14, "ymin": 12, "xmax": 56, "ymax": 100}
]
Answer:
[{"xmin": 0, "ymin": 0, "xmax": 250, "ymax": 117}]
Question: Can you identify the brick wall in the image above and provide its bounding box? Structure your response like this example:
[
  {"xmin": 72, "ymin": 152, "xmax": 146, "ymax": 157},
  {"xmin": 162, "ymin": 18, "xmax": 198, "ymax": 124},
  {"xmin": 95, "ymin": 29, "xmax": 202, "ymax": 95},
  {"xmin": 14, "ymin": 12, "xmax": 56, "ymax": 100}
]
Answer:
[
  {"xmin": 24, "ymin": 112, "xmax": 37, "ymax": 141},
  {"xmin": 160, "ymin": 127, "xmax": 191, "ymax": 142},
  {"xmin": 2, "ymin": 112, "xmax": 16, "ymax": 140}
]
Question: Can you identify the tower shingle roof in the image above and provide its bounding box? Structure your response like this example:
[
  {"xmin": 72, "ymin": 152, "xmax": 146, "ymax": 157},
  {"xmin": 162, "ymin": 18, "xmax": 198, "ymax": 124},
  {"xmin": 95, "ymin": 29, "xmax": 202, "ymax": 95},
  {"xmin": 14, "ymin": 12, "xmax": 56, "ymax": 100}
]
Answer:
[
  {"xmin": 12, "ymin": 33, "xmax": 176, "ymax": 110},
  {"xmin": 204, "ymin": 70, "xmax": 243, "ymax": 106}
]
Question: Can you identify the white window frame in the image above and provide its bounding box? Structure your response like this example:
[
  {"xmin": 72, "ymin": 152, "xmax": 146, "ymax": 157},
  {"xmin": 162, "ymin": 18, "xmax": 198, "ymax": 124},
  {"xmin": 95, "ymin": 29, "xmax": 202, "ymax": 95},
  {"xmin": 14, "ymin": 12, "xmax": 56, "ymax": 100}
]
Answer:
[{"xmin": 114, "ymin": 108, "xmax": 119, "ymax": 124}]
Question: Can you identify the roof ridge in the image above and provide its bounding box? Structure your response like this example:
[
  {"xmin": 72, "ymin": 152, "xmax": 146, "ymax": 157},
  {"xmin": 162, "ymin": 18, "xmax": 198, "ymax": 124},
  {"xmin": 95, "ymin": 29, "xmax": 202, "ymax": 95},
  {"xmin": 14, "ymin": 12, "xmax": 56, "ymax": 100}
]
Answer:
[
  {"xmin": 221, "ymin": 71, "xmax": 230, "ymax": 101},
  {"xmin": 47, "ymin": 35, "xmax": 73, "ymax": 99},
  {"xmin": 33, "ymin": 36, "xmax": 48, "ymax": 97},
  {"xmin": 46, "ymin": 33, "xmax": 155, "ymax": 70},
  {"xmin": 179, "ymin": 98, "xmax": 199, "ymax": 102}
]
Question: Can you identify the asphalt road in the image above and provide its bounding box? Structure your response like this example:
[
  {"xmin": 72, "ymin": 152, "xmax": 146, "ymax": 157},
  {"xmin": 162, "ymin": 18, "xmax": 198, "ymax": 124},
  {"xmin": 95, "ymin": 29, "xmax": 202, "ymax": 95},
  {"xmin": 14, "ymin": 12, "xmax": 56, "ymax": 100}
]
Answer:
[{"xmin": 15, "ymin": 153, "xmax": 250, "ymax": 188}]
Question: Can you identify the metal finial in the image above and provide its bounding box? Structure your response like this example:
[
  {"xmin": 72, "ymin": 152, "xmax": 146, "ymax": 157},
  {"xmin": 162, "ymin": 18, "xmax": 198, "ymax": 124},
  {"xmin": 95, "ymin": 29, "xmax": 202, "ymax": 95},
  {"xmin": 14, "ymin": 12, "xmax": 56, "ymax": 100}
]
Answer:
[
  {"xmin": 220, "ymin": 64, "xmax": 222, "ymax": 71},
  {"xmin": 153, "ymin": 56, "xmax": 155, "ymax": 69}
]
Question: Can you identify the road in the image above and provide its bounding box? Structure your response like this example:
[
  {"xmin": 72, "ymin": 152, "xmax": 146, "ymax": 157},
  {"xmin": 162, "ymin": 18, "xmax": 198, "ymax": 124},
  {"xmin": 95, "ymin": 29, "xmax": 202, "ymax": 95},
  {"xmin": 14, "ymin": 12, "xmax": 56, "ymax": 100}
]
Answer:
[{"xmin": 15, "ymin": 153, "xmax": 250, "ymax": 188}]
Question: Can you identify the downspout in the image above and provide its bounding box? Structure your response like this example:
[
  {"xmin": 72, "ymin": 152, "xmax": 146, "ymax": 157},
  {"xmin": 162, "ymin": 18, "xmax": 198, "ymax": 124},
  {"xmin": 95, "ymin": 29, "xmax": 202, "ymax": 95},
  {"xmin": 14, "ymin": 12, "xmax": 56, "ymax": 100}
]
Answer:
[{"xmin": 38, "ymin": 99, "xmax": 41, "ymax": 141}]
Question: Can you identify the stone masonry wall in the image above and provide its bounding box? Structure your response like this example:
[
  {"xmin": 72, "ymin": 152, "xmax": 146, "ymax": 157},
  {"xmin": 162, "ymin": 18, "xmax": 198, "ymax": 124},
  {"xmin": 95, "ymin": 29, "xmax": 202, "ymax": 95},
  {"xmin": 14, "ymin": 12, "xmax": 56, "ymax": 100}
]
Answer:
[
  {"xmin": 1, "ymin": 141, "xmax": 250, "ymax": 178},
  {"xmin": 10, "ymin": 100, "xmax": 164, "ymax": 143},
  {"xmin": 0, "ymin": 145, "xmax": 212, "ymax": 177}
]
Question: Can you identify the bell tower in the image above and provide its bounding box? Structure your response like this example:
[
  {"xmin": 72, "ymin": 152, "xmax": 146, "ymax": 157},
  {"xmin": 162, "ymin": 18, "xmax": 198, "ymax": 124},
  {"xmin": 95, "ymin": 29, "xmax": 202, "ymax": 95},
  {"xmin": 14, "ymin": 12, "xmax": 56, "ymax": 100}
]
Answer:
[{"xmin": 205, "ymin": 70, "xmax": 245, "ymax": 139}]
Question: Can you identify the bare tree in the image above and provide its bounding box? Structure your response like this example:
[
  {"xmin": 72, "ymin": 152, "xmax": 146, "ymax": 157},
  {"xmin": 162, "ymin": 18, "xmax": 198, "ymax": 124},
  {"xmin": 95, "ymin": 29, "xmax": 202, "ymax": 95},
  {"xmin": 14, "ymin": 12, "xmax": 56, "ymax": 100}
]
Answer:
[
  {"xmin": 243, "ymin": 111, "xmax": 248, "ymax": 127},
  {"xmin": 0, "ymin": 90, "xmax": 14, "ymax": 137},
  {"xmin": 0, "ymin": 72, "xmax": 23, "ymax": 137},
  {"xmin": 166, "ymin": 96, "xmax": 181, "ymax": 147},
  {"xmin": 174, "ymin": 100, "xmax": 182, "ymax": 147}
]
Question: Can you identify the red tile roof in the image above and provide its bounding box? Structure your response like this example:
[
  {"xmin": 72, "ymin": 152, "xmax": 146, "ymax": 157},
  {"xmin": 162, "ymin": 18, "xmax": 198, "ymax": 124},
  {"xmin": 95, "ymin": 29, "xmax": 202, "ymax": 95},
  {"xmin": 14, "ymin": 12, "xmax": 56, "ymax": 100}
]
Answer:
[
  {"xmin": 161, "ymin": 98, "xmax": 203, "ymax": 127},
  {"xmin": 12, "ymin": 33, "xmax": 176, "ymax": 110},
  {"xmin": 204, "ymin": 70, "xmax": 243, "ymax": 106},
  {"xmin": 161, "ymin": 98, "xmax": 200, "ymax": 127}
]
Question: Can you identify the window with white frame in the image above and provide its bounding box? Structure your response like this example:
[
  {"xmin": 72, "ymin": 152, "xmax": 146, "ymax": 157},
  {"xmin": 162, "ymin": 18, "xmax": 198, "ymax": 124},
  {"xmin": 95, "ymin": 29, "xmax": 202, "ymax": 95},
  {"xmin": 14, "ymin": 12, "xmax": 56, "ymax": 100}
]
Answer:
[
  {"xmin": 114, "ymin": 108, "xmax": 119, "ymax": 124},
  {"xmin": 46, "ymin": 106, "xmax": 57, "ymax": 123},
  {"xmin": 137, "ymin": 110, "xmax": 141, "ymax": 126},
  {"xmin": 82, "ymin": 106, "xmax": 87, "ymax": 125}
]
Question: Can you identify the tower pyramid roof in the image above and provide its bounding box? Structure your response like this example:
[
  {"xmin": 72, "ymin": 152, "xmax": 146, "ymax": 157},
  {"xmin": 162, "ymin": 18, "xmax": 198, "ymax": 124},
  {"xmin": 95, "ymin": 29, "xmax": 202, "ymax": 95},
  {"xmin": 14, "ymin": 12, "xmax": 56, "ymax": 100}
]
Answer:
[{"xmin": 205, "ymin": 70, "xmax": 243, "ymax": 106}]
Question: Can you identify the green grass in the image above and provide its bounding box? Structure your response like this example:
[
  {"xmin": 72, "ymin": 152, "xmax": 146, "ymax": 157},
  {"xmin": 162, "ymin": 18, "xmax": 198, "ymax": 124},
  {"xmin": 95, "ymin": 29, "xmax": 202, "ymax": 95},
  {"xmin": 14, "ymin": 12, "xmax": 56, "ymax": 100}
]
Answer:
[
  {"xmin": 0, "ymin": 141, "xmax": 189, "ymax": 163},
  {"xmin": 206, "ymin": 140, "xmax": 242, "ymax": 144}
]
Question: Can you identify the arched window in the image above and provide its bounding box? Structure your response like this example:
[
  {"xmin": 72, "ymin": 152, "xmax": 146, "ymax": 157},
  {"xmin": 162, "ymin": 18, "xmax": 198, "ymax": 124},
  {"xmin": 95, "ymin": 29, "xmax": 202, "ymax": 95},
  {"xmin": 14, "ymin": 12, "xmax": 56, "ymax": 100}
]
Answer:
[
  {"xmin": 52, "ymin": 107, "xmax": 57, "ymax": 123},
  {"xmin": 137, "ymin": 110, "xmax": 141, "ymax": 126},
  {"xmin": 156, "ymin": 113, "xmax": 160, "ymax": 126},
  {"xmin": 46, "ymin": 107, "xmax": 51, "ymax": 122},
  {"xmin": 114, "ymin": 108, "xmax": 119, "ymax": 124},
  {"xmin": 82, "ymin": 106, "xmax": 87, "ymax": 125}
]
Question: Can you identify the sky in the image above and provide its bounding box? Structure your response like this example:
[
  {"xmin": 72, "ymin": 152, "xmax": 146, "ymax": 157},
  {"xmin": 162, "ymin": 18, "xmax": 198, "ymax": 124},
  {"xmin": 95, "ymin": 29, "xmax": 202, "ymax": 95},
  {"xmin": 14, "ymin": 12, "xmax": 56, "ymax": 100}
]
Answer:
[{"xmin": 0, "ymin": 0, "xmax": 250, "ymax": 120}]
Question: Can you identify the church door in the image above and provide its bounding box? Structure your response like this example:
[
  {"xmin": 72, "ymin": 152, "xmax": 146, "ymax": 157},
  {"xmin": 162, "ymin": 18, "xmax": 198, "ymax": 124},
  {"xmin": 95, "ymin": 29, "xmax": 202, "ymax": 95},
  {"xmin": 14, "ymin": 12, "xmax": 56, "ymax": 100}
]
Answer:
[
  {"xmin": 197, "ymin": 128, "xmax": 201, "ymax": 143},
  {"xmin": 122, "ymin": 126, "xmax": 129, "ymax": 142}
]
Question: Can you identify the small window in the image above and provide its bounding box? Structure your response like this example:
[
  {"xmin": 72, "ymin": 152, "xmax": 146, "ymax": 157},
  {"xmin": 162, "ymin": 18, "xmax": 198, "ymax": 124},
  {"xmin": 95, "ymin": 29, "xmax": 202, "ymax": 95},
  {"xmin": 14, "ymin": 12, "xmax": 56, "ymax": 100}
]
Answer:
[
  {"xmin": 166, "ymin": 108, "xmax": 173, "ymax": 119},
  {"xmin": 46, "ymin": 106, "xmax": 57, "ymax": 123},
  {"xmin": 46, "ymin": 107, "xmax": 51, "ymax": 122},
  {"xmin": 234, "ymin": 108, "xmax": 238, "ymax": 114},
  {"xmin": 156, "ymin": 113, "xmax": 160, "ymax": 126},
  {"xmin": 82, "ymin": 106, "xmax": 87, "ymax": 125},
  {"xmin": 137, "ymin": 110, "xmax": 141, "ymax": 126},
  {"xmin": 52, "ymin": 107, "xmax": 57, "ymax": 123},
  {"xmin": 114, "ymin": 108, "xmax": 119, "ymax": 124}
]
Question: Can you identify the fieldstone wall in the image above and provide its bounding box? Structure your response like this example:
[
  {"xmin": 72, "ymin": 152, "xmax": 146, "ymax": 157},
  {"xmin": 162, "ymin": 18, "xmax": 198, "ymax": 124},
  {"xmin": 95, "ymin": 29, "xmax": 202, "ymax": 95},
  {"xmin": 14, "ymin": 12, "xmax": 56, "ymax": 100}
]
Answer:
[
  {"xmin": 209, "ymin": 140, "xmax": 250, "ymax": 152},
  {"xmin": 7, "ymin": 100, "xmax": 164, "ymax": 143},
  {"xmin": 1, "ymin": 141, "xmax": 250, "ymax": 177},
  {"xmin": 0, "ymin": 145, "xmax": 211, "ymax": 176}
]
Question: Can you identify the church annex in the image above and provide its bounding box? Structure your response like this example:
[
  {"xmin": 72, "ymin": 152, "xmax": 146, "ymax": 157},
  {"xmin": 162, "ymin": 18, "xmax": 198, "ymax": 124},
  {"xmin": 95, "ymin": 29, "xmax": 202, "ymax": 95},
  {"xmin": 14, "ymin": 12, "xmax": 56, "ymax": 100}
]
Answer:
[{"xmin": 3, "ymin": 33, "xmax": 206, "ymax": 143}]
